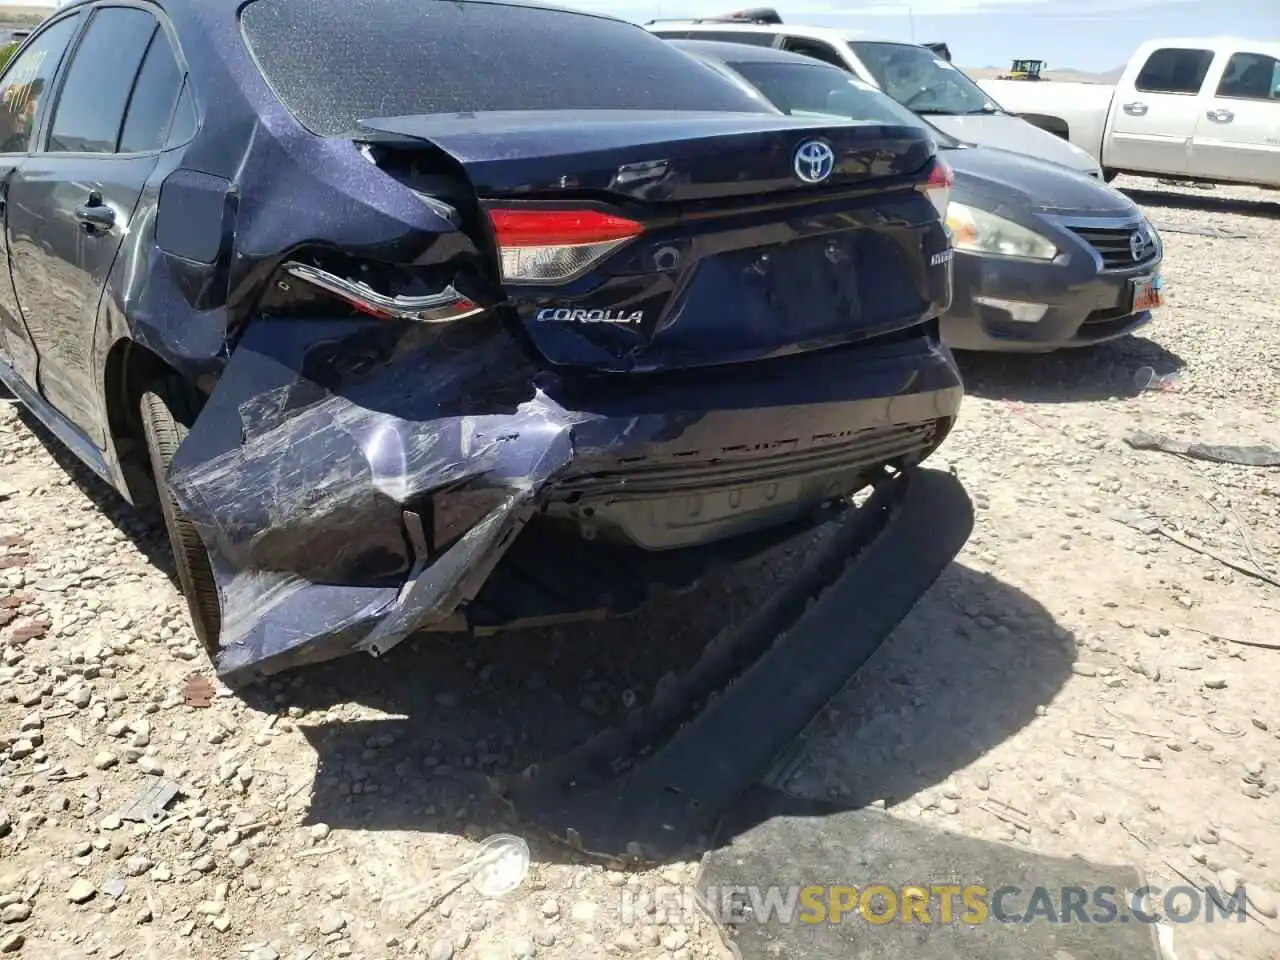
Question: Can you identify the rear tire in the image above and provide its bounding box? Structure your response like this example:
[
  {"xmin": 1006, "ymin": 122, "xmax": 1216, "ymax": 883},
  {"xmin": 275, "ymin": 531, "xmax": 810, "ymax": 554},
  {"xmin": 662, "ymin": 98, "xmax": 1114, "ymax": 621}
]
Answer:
[{"xmin": 139, "ymin": 377, "xmax": 222, "ymax": 658}]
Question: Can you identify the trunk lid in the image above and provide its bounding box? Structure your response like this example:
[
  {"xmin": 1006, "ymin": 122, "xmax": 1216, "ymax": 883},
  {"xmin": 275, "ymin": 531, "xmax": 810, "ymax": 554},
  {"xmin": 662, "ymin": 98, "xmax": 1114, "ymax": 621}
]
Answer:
[
  {"xmin": 355, "ymin": 110, "xmax": 950, "ymax": 372},
  {"xmin": 355, "ymin": 110, "xmax": 935, "ymax": 203}
]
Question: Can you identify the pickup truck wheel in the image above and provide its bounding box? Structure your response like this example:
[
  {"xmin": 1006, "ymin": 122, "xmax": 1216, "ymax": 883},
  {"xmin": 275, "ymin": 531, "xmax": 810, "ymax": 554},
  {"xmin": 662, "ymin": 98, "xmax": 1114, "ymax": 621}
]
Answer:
[
  {"xmin": 1102, "ymin": 168, "xmax": 1118, "ymax": 183},
  {"xmin": 139, "ymin": 378, "xmax": 222, "ymax": 659}
]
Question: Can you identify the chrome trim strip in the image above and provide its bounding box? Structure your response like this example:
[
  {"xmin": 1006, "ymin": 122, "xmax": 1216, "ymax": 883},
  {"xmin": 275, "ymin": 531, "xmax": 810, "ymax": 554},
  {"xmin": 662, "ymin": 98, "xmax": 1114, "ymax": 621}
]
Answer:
[
  {"xmin": 283, "ymin": 262, "xmax": 485, "ymax": 323},
  {"xmin": 1037, "ymin": 214, "xmax": 1162, "ymax": 273}
]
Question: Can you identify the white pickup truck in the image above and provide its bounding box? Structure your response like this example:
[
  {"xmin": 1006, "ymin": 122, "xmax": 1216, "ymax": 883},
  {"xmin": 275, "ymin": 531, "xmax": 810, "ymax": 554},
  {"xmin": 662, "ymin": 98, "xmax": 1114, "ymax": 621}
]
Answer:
[{"xmin": 978, "ymin": 38, "xmax": 1280, "ymax": 187}]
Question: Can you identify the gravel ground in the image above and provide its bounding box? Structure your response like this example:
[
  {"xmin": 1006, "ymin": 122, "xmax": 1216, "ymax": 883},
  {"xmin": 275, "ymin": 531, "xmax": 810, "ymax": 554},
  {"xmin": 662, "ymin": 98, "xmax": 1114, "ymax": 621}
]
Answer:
[{"xmin": 2, "ymin": 174, "xmax": 1279, "ymax": 960}]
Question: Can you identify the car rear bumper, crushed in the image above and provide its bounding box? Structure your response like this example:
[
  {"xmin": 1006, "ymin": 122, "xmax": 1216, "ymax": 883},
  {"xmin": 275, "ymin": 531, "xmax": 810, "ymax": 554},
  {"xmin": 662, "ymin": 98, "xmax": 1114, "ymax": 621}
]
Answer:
[{"xmin": 165, "ymin": 314, "xmax": 961, "ymax": 686}]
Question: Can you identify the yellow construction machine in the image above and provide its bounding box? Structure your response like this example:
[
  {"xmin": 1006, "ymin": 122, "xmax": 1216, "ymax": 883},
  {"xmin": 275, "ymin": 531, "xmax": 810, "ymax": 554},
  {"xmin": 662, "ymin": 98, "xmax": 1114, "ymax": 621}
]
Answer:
[{"xmin": 999, "ymin": 59, "xmax": 1045, "ymax": 80}]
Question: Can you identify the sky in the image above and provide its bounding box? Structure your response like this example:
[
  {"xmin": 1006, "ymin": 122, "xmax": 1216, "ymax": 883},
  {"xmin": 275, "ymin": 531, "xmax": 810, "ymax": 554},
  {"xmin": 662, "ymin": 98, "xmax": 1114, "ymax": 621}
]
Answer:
[
  {"xmin": 0, "ymin": 0, "xmax": 1276, "ymax": 71},
  {"xmin": 567, "ymin": 0, "xmax": 1275, "ymax": 72}
]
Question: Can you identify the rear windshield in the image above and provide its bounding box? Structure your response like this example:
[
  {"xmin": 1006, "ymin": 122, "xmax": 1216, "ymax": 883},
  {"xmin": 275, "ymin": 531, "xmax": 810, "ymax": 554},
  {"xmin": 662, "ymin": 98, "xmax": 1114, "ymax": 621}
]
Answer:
[
  {"xmin": 239, "ymin": 0, "xmax": 767, "ymax": 137},
  {"xmin": 849, "ymin": 41, "xmax": 997, "ymax": 116}
]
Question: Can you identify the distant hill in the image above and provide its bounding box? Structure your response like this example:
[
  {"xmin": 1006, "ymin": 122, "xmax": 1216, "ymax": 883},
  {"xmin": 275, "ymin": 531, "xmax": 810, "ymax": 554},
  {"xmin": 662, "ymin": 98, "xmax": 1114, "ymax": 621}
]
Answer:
[{"xmin": 963, "ymin": 65, "xmax": 1125, "ymax": 84}]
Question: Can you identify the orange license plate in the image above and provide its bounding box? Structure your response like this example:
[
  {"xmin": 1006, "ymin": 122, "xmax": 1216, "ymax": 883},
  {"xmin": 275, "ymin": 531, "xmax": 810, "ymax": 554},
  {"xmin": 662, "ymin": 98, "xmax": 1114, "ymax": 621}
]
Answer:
[{"xmin": 1132, "ymin": 274, "xmax": 1164, "ymax": 312}]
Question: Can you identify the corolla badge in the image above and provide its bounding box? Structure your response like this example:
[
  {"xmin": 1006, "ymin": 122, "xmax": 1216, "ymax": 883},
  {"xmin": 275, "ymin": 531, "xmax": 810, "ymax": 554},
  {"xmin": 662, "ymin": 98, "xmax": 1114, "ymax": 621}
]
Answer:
[
  {"xmin": 535, "ymin": 307, "xmax": 644, "ymax": 325},
  {"xmin": 793, "ymin": 140, "xmax": 835, "ymax": 184}
]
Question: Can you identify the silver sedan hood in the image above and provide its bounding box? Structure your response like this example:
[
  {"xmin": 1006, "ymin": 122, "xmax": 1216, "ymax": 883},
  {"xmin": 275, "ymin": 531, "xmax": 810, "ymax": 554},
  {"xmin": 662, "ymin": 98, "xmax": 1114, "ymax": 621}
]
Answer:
[{"xmin": 927, "ymin": 112, "xmax": 1101, "ymax": 177}]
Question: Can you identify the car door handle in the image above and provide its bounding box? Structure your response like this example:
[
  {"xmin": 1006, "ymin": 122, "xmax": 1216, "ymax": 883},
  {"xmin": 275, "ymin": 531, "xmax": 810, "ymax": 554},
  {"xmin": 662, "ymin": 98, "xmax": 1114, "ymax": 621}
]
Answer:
[
  {"xmin": 74, "ymin": 198, "xmax": 115, "ymax": 233},
  {"xmin": 1122, "ymin": 101, "xmax": 1148, "ymax": 116},
  {"xmin": 1206, "ymin": 108, "xmax": 1234, "ymax": 123}
]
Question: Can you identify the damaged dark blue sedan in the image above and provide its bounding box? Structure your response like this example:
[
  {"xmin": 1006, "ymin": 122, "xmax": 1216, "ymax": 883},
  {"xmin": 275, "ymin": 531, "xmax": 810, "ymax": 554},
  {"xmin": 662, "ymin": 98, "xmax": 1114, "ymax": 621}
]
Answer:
[{"xmin": 0, "ymin": 0, "xmax": 962, "ymax": 685}]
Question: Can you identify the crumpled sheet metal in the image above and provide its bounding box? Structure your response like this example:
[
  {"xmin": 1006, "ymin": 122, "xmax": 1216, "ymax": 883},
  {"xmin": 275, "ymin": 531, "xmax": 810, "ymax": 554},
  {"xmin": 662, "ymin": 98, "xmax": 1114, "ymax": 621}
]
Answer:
[{"xmin": 165, "ymin": 312, "xmax": 586, "ymax": 683}]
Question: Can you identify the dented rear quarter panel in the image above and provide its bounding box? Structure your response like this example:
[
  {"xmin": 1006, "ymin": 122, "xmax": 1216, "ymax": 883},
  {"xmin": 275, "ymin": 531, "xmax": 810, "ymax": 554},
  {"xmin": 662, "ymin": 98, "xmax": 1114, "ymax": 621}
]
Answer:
[{"xmin": 72, "ymin": 0, "xmax": 962, "ymax": 684}]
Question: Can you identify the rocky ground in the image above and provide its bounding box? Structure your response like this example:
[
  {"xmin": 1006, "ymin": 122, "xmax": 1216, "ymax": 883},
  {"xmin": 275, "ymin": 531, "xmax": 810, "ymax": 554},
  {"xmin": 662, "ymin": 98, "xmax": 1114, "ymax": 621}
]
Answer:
[{"xmin": 2, "ymin": 175, "xmax": 1279, "ymax": 960}]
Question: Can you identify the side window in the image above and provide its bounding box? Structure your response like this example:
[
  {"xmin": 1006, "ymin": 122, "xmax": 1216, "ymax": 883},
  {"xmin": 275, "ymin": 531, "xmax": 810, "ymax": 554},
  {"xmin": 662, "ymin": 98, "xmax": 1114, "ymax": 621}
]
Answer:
[
  {"xmin": 47, "ymin": 7, "xmax": 157, "ymax": 154},
  {"xmin": 1216, "ymin": 52, "xmax": 1280, "ymax": 102},
  {"xmin": 780, "ymin": 37, "xmax": 847, "ymax": 70},
  {"xmin": 119, "ymin": 28, "xmax": 185, "ymax": 153},
  {"xmin": 695, "ymin": 31, "xmax": 779, "ymax": 46},
  {"xmin": 0, "ymin": 15, "xmax": 81, "ymax": 154},
  {"xmin": 1134, "ymin": 47, "xmax": 1214, "ymax": 95}
]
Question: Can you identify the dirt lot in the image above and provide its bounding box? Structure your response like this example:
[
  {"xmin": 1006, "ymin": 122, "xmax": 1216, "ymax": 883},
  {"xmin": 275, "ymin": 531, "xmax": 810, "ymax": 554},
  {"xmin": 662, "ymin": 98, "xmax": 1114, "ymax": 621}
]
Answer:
[{"xmin": 2, "ymin": 175, "xmax": 1279, "ymax": 960}]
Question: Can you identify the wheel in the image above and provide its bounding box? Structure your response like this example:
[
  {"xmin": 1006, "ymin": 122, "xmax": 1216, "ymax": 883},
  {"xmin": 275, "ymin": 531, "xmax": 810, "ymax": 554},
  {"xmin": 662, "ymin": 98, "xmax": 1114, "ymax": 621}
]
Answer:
[
  {"xmin": 139, "ymin": 376, "xmax": 222, "ymax": 657},
  {"xmin": 1102, "ymin": 168, "xmax": 1119, "ymax": 183}
]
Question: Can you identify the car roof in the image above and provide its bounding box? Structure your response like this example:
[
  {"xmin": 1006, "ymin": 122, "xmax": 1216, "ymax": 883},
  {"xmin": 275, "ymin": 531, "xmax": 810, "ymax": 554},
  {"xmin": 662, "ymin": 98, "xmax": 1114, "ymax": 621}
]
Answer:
[
  {"xmin": 648, "ymin": 21, "xmax": 868, "ymax": 41},
  {"xmin": 669, "ymin": 38, "xmax": 851, "ymax": 66},
  {"xmin": 42, "ymin": 0, "xmax": 634, "ymax": 24}
]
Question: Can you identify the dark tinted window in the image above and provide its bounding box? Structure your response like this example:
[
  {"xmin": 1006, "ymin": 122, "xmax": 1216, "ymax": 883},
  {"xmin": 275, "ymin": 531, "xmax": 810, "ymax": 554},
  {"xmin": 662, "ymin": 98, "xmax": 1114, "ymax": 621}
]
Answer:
[
  {"xmin": 681, "ymin": 52, "xmax": 780, "ymax": 108},
  {"xmin": 48, "ymin": 7, "xmax": 157, "ymax": 153},
  {"xmin": 691, "ymin": 31, "xmax": 779, "ymax": 46},
  {"xmin": 780, "ymin": 37, "xmax": 846, "ymax": 69},
  {"xmin": 849, "ymin": 41, "xmax": 996, "ymax": 116},
  {"xmin": 1216, "ymin": 52, "xmax": 1280, "ymax": 101},
  {"xmin": 0, "ymin": 15, "xmax": 81, "ymax": 154},
  {"xmin": 119, "ymin": 28, "xmax": 183, "ymax": 153},
  {"xmin": 1135, "ymin": 48, "xmax": 1213, "ymax": 95},
  {"xmin": 240, "ymin": 0, "xmax": 766, "ymax": 137},
  {"xmin": 730, "ymin": 60, "xmax": 947, "ymax": 135}
]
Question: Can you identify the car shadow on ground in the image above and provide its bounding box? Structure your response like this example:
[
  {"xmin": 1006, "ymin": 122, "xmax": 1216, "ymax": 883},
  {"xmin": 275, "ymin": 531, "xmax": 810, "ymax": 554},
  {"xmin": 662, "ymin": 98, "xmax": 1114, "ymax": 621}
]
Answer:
[
  {"xmin": 13, "ymin": 406, "xmax": 180, "ymax": 583},
  {"xmin": 957, "ymin": 335, "xmax": 1186, "ymax": 404},
  {"xmin": 7, "ymin": 394, "xmax": 1072, "ymax": 873},
  {"xmin": 1121, "ymin": 185, "xmax": 1280, "ymax": 222},
  {"xmin": 772, "ymin": 562, "xmax": 1074, "ymax": 809},
  {"xmin": 279, "ymin": 558, "xmax": 1070, "ymax": 869}
]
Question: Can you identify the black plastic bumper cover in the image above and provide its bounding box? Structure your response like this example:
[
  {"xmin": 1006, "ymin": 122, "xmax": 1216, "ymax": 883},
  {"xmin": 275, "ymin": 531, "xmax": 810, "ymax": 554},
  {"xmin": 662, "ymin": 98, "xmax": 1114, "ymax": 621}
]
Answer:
[{"xmin": 165, "ymin": 313, "xmax": 962, "ymax": 686}]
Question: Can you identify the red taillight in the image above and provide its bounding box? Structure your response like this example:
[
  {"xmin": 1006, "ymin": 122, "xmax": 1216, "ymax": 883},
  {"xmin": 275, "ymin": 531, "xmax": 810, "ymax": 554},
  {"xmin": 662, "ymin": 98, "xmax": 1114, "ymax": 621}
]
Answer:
[
  {"xmin": 927, "ymin": 157, "xmax": 955, "ymax": 190},
  {"xmin": 486, "ymin": 208, "xmax": 645, "ymax": 284},
  {"xmin": 920, "ymin": 156, "xmax": 954, "ymax": 217}
]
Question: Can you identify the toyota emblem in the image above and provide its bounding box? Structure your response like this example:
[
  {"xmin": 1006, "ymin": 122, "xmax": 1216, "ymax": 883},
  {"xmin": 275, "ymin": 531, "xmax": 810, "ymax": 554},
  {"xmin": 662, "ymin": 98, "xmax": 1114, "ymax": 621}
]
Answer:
[
  {"xmin": 1129, "ymin": 228, "xmax": 1148, "ymax": 261},
  {"xmin": 794, "ymin": 140, "xmax": 835, "ymax": 185}
]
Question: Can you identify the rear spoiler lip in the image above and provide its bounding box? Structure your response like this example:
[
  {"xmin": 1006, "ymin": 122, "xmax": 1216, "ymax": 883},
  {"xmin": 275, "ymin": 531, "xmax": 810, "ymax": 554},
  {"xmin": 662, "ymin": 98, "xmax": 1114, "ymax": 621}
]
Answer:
[{"xmin": 349, "ymin": 112, "xmax": 939, "ymax": 205}]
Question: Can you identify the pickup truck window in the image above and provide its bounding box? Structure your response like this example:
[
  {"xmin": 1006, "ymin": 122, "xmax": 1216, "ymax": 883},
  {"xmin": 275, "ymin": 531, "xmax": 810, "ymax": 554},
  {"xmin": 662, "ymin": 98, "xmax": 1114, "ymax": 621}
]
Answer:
[
  {"xmin": 1134, "ymin": 47, "xmax": 1214, "ymax": 95},
  {"xmin": 1216, "ymin": 52, "xmax": 1280, "ymax": 101},
  {"xmin": 849, "ymin": 40, "xmax": 996, "ymax": 116}
]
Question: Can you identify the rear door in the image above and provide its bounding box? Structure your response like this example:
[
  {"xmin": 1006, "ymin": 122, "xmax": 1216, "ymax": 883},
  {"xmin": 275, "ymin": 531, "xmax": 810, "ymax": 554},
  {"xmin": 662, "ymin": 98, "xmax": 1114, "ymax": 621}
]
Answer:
[
  {"xmin": 1190, "ymin": 49, "xmax": 1280, "ymax": 185},
  {"xmin": 1105, "ymin": 45, "xmax": 1214, "ymax": 175},
  {"xmin": 0, "ymin": 12, "xmax": 83, "ymax": 387},
  {"xmin": 6, "ymin": 2, "xmax": 173, "ymax": 441}
]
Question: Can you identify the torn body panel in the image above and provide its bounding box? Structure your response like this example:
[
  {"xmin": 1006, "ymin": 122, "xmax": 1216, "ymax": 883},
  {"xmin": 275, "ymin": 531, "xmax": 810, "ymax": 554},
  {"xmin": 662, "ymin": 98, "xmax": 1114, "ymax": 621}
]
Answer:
[{"xmin": 165, "ymin": 306, "xmax": 960, "ymax": 685}]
